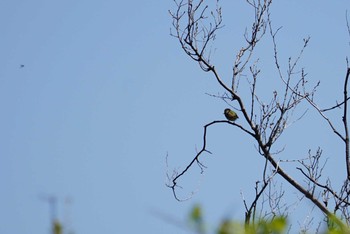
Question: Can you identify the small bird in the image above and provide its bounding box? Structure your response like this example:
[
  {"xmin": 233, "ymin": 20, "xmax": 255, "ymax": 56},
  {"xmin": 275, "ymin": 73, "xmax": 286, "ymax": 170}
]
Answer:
[
  {"xmin": 224, "ymin": 108, "xmax": 239, "ymax": 121},
  {"xmin": 19, "ymin": 64, "xmax": 24, "ymax": 68}
]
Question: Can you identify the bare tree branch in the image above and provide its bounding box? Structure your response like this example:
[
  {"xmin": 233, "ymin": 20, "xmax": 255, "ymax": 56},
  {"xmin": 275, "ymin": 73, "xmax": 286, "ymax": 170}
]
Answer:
[
  {"xmin": 167, "ymin": 120, "xmax": 254, "ymax": 201},
  {"xmin": 167, "ymin": 0, "xmax": 350, "ymax": 226},
  {"xmin": 343, "ymin": 67, "xmax": 350, "ymax": 179}
]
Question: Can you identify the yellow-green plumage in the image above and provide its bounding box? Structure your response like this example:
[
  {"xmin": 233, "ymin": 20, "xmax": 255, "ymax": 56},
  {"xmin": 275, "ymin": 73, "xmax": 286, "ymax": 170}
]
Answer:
[{"xmin": 224, "ymin": 108, "xmax": 238, "ymax": 121}]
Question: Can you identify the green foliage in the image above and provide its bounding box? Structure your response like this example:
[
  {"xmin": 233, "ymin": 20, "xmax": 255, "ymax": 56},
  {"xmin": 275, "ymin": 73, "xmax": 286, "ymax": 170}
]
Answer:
[
  {"xmin": 188, "ymin": 205, "xmax": 350, "ymax": 234},
  {"xmin": 188, "ymin": 204, "xmax": 288, "ymax": 234},
  {"xmin": 189, "ymin": 204, "xmax": 206, "ymax": 234},
  {"xmin": 246, "ymin": 217, "xmax": 287, "ymax": 234},
  {"xmin": 324, "ymin": 215, "xmax": 350, "ymax": 234},
  {"xmin": 217, "ymin": 217, "xmax": 287, "ymax": 234},
  {"xmin": 53, "ymin": 220, "xmax": 63, "ymax": 234},
  {"xmin": 217, "ymin": 220, "xmax": 243, "ymax": 234}
]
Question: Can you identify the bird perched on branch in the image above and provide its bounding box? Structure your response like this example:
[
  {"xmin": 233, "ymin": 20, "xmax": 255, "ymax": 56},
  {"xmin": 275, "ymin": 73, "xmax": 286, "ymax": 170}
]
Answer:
[{"xmin": 224, "ymin": 108, "xmax": 238, "ymax": 122}]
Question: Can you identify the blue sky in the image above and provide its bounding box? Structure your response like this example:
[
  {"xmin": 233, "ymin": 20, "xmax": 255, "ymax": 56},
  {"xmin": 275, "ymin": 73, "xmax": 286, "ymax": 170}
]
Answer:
[{"xmin": 0, "ymin": 1, "xmax": 349, "ymax": 233}]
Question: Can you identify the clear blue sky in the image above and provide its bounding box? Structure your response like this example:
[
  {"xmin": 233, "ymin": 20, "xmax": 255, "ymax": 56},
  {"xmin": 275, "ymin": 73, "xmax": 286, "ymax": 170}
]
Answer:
[{"xmin": 0, "ymin": 1, "xmax": 349, "ymax": 233}]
